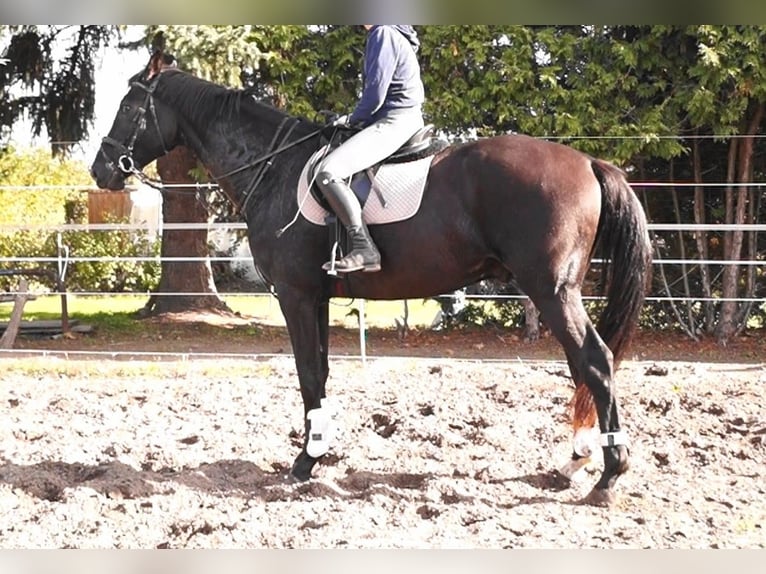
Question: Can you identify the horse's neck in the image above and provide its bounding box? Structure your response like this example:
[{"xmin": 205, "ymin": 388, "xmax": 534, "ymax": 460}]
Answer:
[
  {"xmin": 158, "ymin": 73, "xmax": 316, "ymax": 215},
  {"xmin": 180, "ymin": 113, "xmax": 278, "ymax": 177},
  {"xmin": 178, "ymin": 105, "xmax": 291, "ymax": 207}
]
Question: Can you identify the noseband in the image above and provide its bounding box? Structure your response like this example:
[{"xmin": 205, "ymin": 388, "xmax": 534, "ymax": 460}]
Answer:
[{"xmin": 100, "ymin": 73, "xmax": 169, "ymax": 187}]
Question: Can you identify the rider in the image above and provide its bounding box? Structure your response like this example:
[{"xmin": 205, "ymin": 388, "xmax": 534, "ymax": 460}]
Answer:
[{"xmin": 317, "ymin": 25, "xmax": 425, "ymax": 273}]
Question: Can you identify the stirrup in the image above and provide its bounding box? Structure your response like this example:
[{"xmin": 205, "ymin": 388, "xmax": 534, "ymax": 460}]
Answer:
[
  {"xmin": 322, "ymin": 249, "xmax": 381, "ymax": 274},
  {"xmin": 321, "ymin": 256, "xmax": 380, "ymax": 274},
  {"xmin": 324, "ymin": 240, "xmax": 341, "ymax": 276}
]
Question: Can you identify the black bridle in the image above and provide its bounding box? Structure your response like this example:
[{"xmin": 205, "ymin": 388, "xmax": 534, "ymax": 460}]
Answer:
[
  {"xmin": 100, "ymin": 71, "xmax": 329, "ymax": 215},
  {"xmin": 100, "ymin": 73, "xmax": 169, "ymax": 189}
]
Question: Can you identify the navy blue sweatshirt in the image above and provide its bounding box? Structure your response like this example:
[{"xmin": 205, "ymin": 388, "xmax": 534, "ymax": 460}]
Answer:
[{"xmin": 349, "ymin": 25, "xmax": 425, "ymax": 127}]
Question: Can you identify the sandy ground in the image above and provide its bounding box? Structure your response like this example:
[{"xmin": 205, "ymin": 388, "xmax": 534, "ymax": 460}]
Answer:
[{"xmin": 0, "ymin": 353, "xmax": 764, "ymax": 549}]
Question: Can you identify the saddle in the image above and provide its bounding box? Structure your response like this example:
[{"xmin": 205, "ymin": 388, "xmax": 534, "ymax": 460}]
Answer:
[
  {"xmin": 310, "ymin": 124, "xmax": 448, "ymax": 211},
  {"xmin": 387, "ymin": 123, "xmax": 442, "ymax": 163}
]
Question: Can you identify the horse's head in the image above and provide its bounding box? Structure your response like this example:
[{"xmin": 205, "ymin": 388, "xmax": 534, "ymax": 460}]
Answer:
[{"xmin": 90, "ymin": 51, "xmax": 180, "ymax": 190}]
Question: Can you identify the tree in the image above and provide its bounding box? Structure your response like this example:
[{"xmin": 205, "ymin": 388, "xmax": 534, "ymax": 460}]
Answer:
[
  {"xmin": 1, "ymin": 26, "xmax": 233, "ymax": 315},
  {"xmin": 1, "ymin": 25, "xmax": 116, "ymax": 156},
  {"xmin": 681, "ymin": 26, "xmax": 766, "ymax": 343},
  {"xmin": 123, "ymin": 32, "xmax": 237, "ymax": 317},
  {"xmin": 140, "ymin": 145, "xmax": 230, "ymax": 315},
  {"xmin": 609, "ymin": 26, "xmax": 766, "ymax": 342}
]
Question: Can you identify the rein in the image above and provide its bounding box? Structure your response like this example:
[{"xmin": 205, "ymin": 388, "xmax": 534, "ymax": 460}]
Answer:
[
  {"xmin": 213, "ymin": 116, "xmax": 326, "ymax": 216},
  {"xmin": 235, "ymin": 116, "xmax": 298, "ymax": 215}
]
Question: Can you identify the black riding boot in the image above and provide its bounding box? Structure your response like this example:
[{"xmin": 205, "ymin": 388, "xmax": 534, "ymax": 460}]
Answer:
[{"xmin": 317, "ymin": 173, "xmax": 381, "ymax": 273}]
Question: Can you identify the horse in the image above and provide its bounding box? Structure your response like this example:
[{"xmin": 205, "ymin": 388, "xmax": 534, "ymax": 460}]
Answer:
[{"xmin": 90, "ymin": 52, "xmax": 652, "ymax": 507}]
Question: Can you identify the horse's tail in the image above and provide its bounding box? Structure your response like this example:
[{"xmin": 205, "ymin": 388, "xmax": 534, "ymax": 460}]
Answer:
[
  {"xmin": 571, "ymin": 159, "xmax": 652, "ymax": 433},
  {"xmin": 590, "ymin": 158, "xmax": 652, "ymax": 365}
]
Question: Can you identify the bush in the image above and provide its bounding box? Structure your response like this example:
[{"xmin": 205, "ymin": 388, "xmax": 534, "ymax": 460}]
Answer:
[
  {"xmin": 0, "ymin": 230, "xmax": 53, "ymax": 291},
  {"xmin": 0, "ymin": 148, "xmax": 85, "ymax": 225},
  {"xmin": 57, "ymin": 221, "xmax": 161, "ymax": 292},
  {"xmin": 0, "ymin": 226, "xmax": 161, "ymax": 293},
  {"xmin": 0, "ymin": 149, "xmax": 160, "ymax": 293}
]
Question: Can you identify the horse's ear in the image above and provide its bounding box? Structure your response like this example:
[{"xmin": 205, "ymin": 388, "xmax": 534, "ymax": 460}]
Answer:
[
  {"xmin": 146, "ymin": 30, "xmax": 164, "ymax": 79},
  {"xmin": 147, "ymin": 31, "xmax": 178, "ymax": 79},
  {"xmin": 147, "ymin": 50, "xmax": 177, "ymax": 80},
  {"xmin": 151, "ymin": 30, "xmax": 166, "ymax": 53},
  {"xmin": 147, "ymin": 50, "xmax": 164, "ymax": 79}
]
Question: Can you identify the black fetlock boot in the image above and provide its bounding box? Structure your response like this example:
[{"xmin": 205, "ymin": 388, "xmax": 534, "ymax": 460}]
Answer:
[{"xmin": 317, "ymin": 172, "xmax": 382, "ymax": 273}]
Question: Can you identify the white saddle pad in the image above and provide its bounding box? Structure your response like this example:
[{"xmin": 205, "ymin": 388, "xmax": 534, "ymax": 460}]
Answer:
[{"xmin": 296, "ymin": 147, "xmax": 435, "ymax": 226}]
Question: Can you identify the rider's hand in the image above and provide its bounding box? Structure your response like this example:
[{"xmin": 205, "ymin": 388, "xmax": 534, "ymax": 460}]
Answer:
[
  {"xmin": 317, "ymin": 110, "xmax": 347, "ymax": 126},
  {"xmin": 331, "ymin": 114, "xmax": 349, "ymax": 126}
]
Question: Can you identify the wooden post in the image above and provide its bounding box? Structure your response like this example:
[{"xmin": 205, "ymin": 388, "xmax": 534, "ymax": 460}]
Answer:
[{"xmin": 0, "ymin": 278, "xmax": 30, "ymax": 349}]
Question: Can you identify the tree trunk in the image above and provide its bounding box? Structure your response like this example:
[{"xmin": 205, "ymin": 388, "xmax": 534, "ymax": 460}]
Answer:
[
  {"xmin": 692, "ymin": 136, "xmax": 715, "ymax": 332},
  {"xmin": 669, "ymin": 159, "xmax": 698, "ymax": 337},
  {"xmin": 140, "ymin": 146, "xmax": 231, "ymax": 316},
  {"xmin": 732, "ymin": 185, "xmax": 758, "ymax": 335},
  {"xmin": 715, "ymin": 139, "xmax": 742, "ymax": 345},
  {"xmin": 0, "ymin": 279, "xmax": 30, "ymax": 349},
  {"xmin": 641, "ymin": 178, "xmax": 696, "ymax": 340},
  {"xmin": 715, "ymin": 103, "xmax": 764, "ymax": 344}
]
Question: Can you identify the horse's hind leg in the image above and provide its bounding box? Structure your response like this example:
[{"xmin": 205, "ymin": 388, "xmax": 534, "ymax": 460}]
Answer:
[
  {"xmin": 534, "ymin": 291, "xmax": 629, "ymax": 507},
  {"xmin": 557, "ymin": 356, "xmax": 598, "ymax": 481}
]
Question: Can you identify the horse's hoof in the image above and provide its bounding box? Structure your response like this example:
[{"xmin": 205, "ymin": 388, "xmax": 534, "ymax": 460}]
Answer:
[
  {"xmin": 287, "ymin": 467, "xmax": 312, "ymax": 483},
  {"xmin": 549, "ymin": 470, "xmax": 573, "ymax": 491},
  {"xmin": 289, "ymin": 453, "xmax": 316, "ymax": 482},
  {"xmin": 582, "ymin": 487, "xmax": 617, "ymax": 507},
  {"xmin": 285, "ymin": 471, "xmax": 307, "ymax": 484},
  {"xmin": 558, "ymin": 456, "xmax": 591, "ymax": 482}
]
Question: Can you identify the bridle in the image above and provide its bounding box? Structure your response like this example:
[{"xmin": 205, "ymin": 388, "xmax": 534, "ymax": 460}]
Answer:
[
  {"xmin": 100, "ymin": 72, "xmax": 169, "ymax": 189},
  {"xmin": 99, "ymin": 70, "xmax": 332, "ymax": 215}
]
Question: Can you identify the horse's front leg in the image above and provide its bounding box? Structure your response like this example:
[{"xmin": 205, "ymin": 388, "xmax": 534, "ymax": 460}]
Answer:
[{"xmin": 277, "ymin": 290, "xmax": 333, "ymax": 482}]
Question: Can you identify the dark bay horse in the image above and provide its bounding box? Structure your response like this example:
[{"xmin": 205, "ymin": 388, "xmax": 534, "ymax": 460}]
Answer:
[{"xmin": 90, "ymin": 53, "xmax": 652, "ymax": 506}]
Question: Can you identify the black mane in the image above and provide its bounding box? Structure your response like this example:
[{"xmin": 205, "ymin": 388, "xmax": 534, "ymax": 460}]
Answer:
[{"xmin": 152, "ymin": 69, "xmax": 317, "ymax": 135}]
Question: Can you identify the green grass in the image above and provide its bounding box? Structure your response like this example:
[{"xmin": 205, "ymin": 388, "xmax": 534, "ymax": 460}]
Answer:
[
  {"xmin": 0, "ymin": 294, "xmax": 145, "ymax": 335},
  {"xmin": 0, "ymin": 293, "xmax": 444, "ymax": 331}
]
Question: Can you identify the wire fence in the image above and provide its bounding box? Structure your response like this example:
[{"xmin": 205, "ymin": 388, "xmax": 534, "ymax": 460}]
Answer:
[
  {"xmin": 0, "ymin": 179, "xmax": 763, "ymax": 362},
  {"xmin": 0, "ymin": 181, "xmax": 764, "ymax": 304}
]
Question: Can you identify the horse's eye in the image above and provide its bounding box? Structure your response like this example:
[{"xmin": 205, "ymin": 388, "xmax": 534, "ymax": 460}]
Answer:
[{"xmin": 121, "ymin": 103, "xmax": 132, "ymax": 114}]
